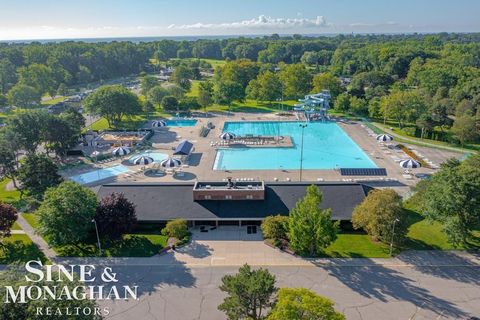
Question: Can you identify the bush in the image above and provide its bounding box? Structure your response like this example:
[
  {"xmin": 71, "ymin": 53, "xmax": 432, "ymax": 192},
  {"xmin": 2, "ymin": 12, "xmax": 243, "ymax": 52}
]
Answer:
[
  {"xmin": 179, "ymin": 96, "xmax": 200, "ymax": 110},
  {"xmin": 161, "ymin": 219, "xmax": 188, "ymax": 239},
  {"xmin": 95, "ymin": 193, "xmax": 137, "ymax": 240},
  {"xmin": 261, "ymin": 215, "xmax": 289, "ymax": 240}
]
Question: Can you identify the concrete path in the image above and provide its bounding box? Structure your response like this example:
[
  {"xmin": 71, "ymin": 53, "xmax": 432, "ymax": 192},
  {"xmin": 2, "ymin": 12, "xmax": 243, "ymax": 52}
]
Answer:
[
  {"xmin": 10, "ymin": 229, "xmax": 25, "ymax": 234},
  {"xmin": 16, "ymin": 213, "xmax": 56, "ymax": 260}
]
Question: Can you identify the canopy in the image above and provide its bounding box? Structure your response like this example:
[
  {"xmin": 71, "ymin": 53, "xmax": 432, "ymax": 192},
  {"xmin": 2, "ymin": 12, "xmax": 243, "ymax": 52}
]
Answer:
[
  {"xmin": 376, "ymin": 134, "xmax": 394, "ymax": 142},
  {"xmin": 173, "ymin": 139, "xmax": 193, "ymax": 156},
  {"xmin": 152, "ymin": 120, "xmax": 167, "ymax": 128},
  {"xmin": 112, "ymin": 146, "xmax": 131, "ymax": 156},
  {"xmin": 160, "ymin": 157, "xmax": 182, "ymax": 168},
  {"xmin": 133, "ymin": 155, "xmax": 154, "ymax": 165},
  {"xmin": 399, "ymin": 159, "xmax": 421, "ymax": 169},
  {"xmin": 219, "ymin": 132, "xmax": 236, "ymax": 140}
]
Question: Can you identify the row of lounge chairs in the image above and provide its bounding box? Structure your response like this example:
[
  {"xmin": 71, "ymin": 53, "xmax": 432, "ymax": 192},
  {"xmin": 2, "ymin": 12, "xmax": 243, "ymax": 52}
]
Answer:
[{"xmin": 211, "ymin": 140, "xmax": 271, "ymax": 147}]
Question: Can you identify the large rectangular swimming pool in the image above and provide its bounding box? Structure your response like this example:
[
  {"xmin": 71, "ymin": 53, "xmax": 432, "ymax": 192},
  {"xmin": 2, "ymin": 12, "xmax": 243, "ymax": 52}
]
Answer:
[
  {"xmin": 70, "ymin": 164, "xmax": 130, "ymax": 184},
  {"xmin": 214, "ymin": 121, "xmax": 377, "ymax": 170}
]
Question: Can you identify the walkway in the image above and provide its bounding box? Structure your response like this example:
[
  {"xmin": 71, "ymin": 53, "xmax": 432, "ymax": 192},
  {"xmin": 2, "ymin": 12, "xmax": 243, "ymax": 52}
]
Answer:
[{"xmin": 16, "ymin": 213, "xmax": 56, "ymax": 260}]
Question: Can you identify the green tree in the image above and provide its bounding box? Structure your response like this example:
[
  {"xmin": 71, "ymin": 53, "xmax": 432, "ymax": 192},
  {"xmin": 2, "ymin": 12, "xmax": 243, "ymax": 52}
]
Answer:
[
  {"xmin": 18, "ymin": 63, "xmax": 56, "ymax": 97},
  {"xmin": 5, "ymin": 110, "xmax": 49, "ymax": 153},
  {"xmin": 7, "ymin": 84, "xmax": 41, "ymax": 108},
  {"xmin": 380, "ymin": 90, "xmax": 427, "ymax": 128},
  {"xmin": 288, "ymin": 185, "xmax": 339, "ymax": 256},
  {"xmin": 161, "ymin": 95, "xmax": 179, "ymax": 112},
  {"xmin": 38, "ymin": 181, "xmax": 97, "ymax": 247},
  {"xmin": 198, "ymin": 81, "xmax": 214, "ymax": 111},
  {"xmin": 246, "ymin": 71, "xmax": 282, "ymax": 104},
  {"xmin": 333, "ymin": 93, "xmax": 351, "ymax": 113},
  {"xmin": 349, "ymin": 96, "xmax": 368, "ymax": 115},
  {"xmin": 147, "ymin": 85, "xmax": 169, "ymax": 106},
  {"xmin": 218, "ymin": 264, "xmax": 277, "ymax": 320},
  {"xmin": 0, "ymin": 58, "xmax": 17, "ymax": 94},
  {"xmin": 17, "ymin": 153, "xmax": 62, "ymax": 200},
  {"xmin": 268, "ymin": 288, "xmax": 345, "ymax": 320},
  {"xmin": 311, "ymin": 73, "xmax": 343, "ymax": 98},
  {"xmin": 278, "ymin": 64, "xmax": 312, "ymax": 99},
  {"xmin": 0, "ymin": 136, "xmax": 20, "ymax": 190},
  {"xmin": 43, "ymin": 115, "xmax": 80, "ymax": 158},
  {"xmin": 140, "ymin": 75, "xmax": 159, "ymax": 95},
  {"xmin": 420, "ymin": 155, "xmax": 480, "ymax": 246},
  {"xmin": 83, "ymin": 85, "xmax": 142, "ymax": 127},
  {"xmin": 352, "ymin": 189, "xmax": 407, "ymax": 244},
  {"xmin": 161, "ymin": 219, "xmax": 188, "ymax": 239},
  {"xmin": 261, "ymin": 215, "xmax": 289, "ymax": 240},
  {"xmin": 450, "ymin": 116, "xmax": 477, "ymax": 146},
  {"xmin": 171, "ymin": 65, "xmax": 192, "ymax": 91},
  {"xmin": 56, "ymin": 83, "xmax": 68, "ymax": 96},
  {"xmin": 215, "ymin": 80, "xmax": 244, "ymax": 108}
]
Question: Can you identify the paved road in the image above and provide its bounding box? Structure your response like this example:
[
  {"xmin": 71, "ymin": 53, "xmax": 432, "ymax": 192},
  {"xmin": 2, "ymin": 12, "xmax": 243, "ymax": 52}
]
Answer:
[{"xmin": 90, "ymin": 251, "xmax": 480, "ymax": 320}]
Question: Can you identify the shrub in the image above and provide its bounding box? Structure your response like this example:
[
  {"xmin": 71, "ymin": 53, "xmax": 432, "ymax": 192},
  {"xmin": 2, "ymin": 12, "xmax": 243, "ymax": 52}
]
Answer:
[
  {"xmin": 95, "ymin": 193, "xmax": 137, "ymax": 240},
  {"xmin": 162, "ymin": 219, "xmax": 188, "ymax": 239},
  {"xmin": 0, "ymin": 202, "xmax": 17, "ymax": 239},
  {"xmin": 261, "ymin": 215, "xmax": 289, "ymax": 240}
]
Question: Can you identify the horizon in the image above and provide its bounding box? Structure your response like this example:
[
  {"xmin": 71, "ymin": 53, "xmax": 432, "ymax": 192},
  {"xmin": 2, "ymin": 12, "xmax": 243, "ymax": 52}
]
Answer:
[{"xmin": 1, "ymin": 0, "xmax": 479, "ymax": 41}]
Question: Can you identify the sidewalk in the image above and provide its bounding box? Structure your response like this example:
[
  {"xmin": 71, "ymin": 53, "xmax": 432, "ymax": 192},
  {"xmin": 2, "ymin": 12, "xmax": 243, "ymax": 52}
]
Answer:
[{"xmin": 16, "ymin": 213, "xmax": 56, "ymax": 261}]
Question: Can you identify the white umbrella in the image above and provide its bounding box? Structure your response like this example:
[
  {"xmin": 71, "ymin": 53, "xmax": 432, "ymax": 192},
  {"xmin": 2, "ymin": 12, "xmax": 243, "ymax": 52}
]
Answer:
[
  {"xmin": 160, "ymin": 157, "xmax": 182, "ymax": 168},
  {"xmin": 133, "ymin": 155, "xmax": 154, "ymax": 165},
  {"xmin": 376, "ymin": 134, "xmax": 393, "ymax": 142},
  {"xmin": 219, "ymin": 132, "xmax": 236, "ymax": 140},
  {"xmin": 399, "ymin": 159, "xmax": 421, "ymax": 169},
  {"xmin": 112, "ymin": 146, "xmax": 131, "ymax": 156},
  {"xmin": 152, "ymin": 120, "xmax": 167, "ymax": 128}
]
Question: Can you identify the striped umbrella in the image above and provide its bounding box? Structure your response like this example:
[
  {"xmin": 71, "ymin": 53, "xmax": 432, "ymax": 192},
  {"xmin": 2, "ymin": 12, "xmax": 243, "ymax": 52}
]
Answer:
[
  {"xmin": 160, "ymin": 157, "xmax": 182, "ymax": 168},
  {"xmin": 219, "ymin": 132, "xmax": 236, "ymax": 140},
  {"xmin": 152, "ymin": 120, "xmax": 167, "ymax": 128},
  {"xmin": 376, "ymin": 134, "xmax": 394, "ymax": 142},
  {"xmin": 399, "ymin": 159, "xmax": 421, "ymax": 169},
  {"xmin": 112, "ymin": 146, "xmax": 131, "ymax": 156},
  {"xmin": 133, "ymin": 155, "xmax": 154, "ymax": 165}
]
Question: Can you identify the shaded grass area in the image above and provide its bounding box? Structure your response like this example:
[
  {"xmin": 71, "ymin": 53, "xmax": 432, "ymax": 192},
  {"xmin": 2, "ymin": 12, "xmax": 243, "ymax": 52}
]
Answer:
[
  {"xmin": 23, "ymin": 213, "xmax": 168, "ymax": 257},
  {"xmin": 86, "ymin": 109, "xmax": 170, "ymax": 131},
  {"xmin": 0, "ymin": 234, "xmax": 48, "ymax": 265},
  {"xmin": 41, "ymin": 96, "xmax": 65, "ymax": 105}
]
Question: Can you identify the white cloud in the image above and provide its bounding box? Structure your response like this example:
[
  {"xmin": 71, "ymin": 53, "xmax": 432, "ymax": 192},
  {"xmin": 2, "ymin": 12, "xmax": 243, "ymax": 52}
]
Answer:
[{"xmin": 168, "ymin": 15, "xmax": 330, "ymax": 31}]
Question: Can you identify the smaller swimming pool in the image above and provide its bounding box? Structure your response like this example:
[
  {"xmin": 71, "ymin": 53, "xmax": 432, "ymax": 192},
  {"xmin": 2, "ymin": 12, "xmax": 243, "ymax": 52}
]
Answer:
[
  {"xmin": 70, "ymin": 164, "xmax": 130, "ymax": 185},
  {"xmin": 166, "ymin": 119, "xmax": 197, "ymax": 127},
  {"xmin": 128, "ymin": 151, "xmax": 169, "ymax": 163}
]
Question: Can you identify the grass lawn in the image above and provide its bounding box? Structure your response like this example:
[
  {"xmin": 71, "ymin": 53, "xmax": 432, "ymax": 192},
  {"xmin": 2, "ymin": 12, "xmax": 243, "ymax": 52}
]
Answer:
[
  {"xmin": 0, "ymin": 179, "xmax": 25, "ymax": 209},
  {"xmin": 0, "ymin": 234, "xmax": 48, "ymax": 265},
  {"xmin": 323, "ymin": 232, "xmax": 391, "ymax": 258},
  {"xmin": 85, "ymin": 109, "xmax": 170, "ymax": 131},
  {"xmin": 187, "ymin": 80, "xmax": 201, "ymax": 97},
  {"xmin": 41, "ymin": 96, "xmax": 65, "ymax": 105},
  {"xmin": 23, "ymin": 213, "xmax": 168, "ymax": 257}
]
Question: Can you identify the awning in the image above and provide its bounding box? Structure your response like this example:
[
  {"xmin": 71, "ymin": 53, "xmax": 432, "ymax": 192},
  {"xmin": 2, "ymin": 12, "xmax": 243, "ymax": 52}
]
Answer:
[{"xmin": 173, "ymin": 139, "xmax": 193, "ymax": 156}]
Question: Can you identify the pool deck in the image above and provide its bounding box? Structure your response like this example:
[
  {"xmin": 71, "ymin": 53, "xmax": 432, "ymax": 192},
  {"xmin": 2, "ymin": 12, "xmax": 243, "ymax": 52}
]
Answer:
[{"xmin": 62, "ymin": 112, "xmax": 462, "ymax": 196}]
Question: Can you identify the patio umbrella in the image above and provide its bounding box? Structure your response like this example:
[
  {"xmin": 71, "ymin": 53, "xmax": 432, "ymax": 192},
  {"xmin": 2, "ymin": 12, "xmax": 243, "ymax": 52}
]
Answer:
[
  {"xmin": 376, "ymin": 134, "xmax": 393, "ymax": 142},
  {"xmin": 399, "ymin": 159, "xmax": 421, "ymax": 169},
  {"xmin": 152, "ymin": 120, "xmax": 167, "ymax": 128},
  {"xmin": 219, "ymin": 132, "xmax": 236, "ymax": 140},
  {"xmin": 160, "ymin": 157, "xmax": 182, "ymax": 168},
  {"xmin": 133, "ymin": 155, "xmax": 154, "ymax": 165},
  {"xmin": 112, "ymin": 146, "xmax": 131, "ymax": 156}
]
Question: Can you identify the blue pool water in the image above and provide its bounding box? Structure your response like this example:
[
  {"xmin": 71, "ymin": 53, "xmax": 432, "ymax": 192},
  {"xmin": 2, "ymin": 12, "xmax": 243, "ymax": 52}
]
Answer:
[
  {"xmin": 129, "ymin": 151, "xmax": 169, "ymax": 163},
  {"xmin": 166, "ymin": 119, "xmax": 197, "ymax": 127},
  {"xmin": 70, "ymin": 165, "xmax": 130, "ymax": 184},
  {"xmin": 214, "ymin": 121, "xmax": 377, "ymax": 170}
]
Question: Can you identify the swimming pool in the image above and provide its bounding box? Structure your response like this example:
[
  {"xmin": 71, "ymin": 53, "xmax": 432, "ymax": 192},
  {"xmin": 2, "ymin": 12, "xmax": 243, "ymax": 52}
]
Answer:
[
  {"xmin": 70, "ymin": 164, "xmax": 130, "ymax": 184},
  {"xmin": 166, "ymin": 119, "xmax": 197, "ymax": 127},
  {"xmin": 128, "ymin": 151, "xmax": 169, "ymax": 163},
  {"xmin": 214, "ymin": 121, "xmax": 377, "ymax": 170}
]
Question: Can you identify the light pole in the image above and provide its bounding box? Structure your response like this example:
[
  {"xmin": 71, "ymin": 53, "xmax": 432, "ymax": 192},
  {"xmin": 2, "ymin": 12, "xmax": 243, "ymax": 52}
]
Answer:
[
  {"xmin": 92, "ymin": 218, "xmax": 102, "ymax": 256},
  {"xmin": 299, "ymin": 123, "xmax": 308, "ymax": 181},
  {"xmin": 389, "ymin": 218, "xmax": 400, "ymax": 256}
]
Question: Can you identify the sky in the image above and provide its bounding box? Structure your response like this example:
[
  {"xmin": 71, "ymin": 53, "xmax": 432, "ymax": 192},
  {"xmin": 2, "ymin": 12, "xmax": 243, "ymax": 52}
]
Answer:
[{"xmin": 0, "ymin": 0, "xmax": 479, "ymax": 40}]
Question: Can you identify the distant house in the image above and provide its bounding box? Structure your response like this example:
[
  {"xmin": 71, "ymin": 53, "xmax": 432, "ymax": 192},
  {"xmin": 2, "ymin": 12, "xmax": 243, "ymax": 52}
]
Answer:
[{"xmin": 95, "ymin": 181, "xmax": 371, "ymax": 227}]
